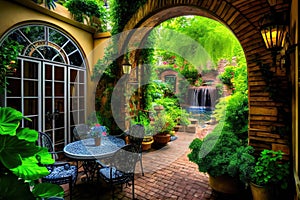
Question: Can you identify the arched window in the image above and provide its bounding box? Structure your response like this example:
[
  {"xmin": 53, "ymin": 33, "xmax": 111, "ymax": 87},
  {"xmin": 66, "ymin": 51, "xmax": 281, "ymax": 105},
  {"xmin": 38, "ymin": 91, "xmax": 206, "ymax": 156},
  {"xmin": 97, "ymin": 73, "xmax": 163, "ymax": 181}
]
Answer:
[{"xmin": 0, "ymin": 24, "xmax": 87, "ymax": 150}]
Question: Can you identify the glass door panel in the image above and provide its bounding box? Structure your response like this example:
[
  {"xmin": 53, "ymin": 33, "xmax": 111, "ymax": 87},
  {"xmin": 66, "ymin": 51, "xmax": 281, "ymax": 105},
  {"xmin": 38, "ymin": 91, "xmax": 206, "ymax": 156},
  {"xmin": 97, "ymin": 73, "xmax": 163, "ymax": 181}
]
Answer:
[
  {"xmin": 69, "ymin": 68, "xmax": 86, "ymax": 140},
  {"xmin": 43, "ymin": 63, "xmax": 67, "ymax": 151}
]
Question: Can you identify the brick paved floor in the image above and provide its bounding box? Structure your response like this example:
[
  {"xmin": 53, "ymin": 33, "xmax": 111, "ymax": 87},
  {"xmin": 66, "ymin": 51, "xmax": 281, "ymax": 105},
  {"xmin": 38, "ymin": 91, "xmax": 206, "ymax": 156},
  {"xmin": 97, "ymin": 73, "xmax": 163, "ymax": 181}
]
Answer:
[{"xmin": 63, "ymin": 125, "xmax": 252, "ymax": 200}]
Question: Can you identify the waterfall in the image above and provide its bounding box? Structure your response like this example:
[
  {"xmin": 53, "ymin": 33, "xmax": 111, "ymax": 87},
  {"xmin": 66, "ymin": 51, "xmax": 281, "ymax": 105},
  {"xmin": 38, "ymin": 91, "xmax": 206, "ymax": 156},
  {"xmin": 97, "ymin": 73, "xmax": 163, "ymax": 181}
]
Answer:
[{"xmin": 188, "ymin": 87, "xmax": 218, "ymax": 109}]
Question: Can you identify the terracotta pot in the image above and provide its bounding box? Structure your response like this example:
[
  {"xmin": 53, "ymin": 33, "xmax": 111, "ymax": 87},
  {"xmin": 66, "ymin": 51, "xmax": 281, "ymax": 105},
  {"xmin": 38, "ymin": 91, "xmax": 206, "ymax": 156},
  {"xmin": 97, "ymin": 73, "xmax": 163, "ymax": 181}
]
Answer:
[
  {"xmin": 142, "ymin": 140, "xmax": 153, "ymax": 151},
  {"xmin": 208, "ymin": 174, "xmax": 239, "ymax": 194},
  {"xmin": 250, "ymin": 182, "xmax": 270, "ymax": 200},
  {"xmin": 153, "ymin": 133, "xmax": 171, "ymax": 145},
  {"xmin": 94, "ymin": 137, "xmax": 101, "ymax": 146}
]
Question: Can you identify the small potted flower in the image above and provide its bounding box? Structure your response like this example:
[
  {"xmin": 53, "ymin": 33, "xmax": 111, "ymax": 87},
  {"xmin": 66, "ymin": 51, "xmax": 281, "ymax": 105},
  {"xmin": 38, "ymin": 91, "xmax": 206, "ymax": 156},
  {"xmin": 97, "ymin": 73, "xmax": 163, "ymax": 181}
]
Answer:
[{"xmin": 90, "ymin": 124, "xmax": 108, "ymax": 146}]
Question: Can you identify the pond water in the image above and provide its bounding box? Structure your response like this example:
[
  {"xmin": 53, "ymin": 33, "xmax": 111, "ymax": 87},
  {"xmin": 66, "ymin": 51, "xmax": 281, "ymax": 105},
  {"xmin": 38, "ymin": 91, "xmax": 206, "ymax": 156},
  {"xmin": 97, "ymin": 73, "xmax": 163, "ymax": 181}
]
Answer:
[{"xmin": 185, "ymin": 106, "xmax": 213, "ymax": 127}]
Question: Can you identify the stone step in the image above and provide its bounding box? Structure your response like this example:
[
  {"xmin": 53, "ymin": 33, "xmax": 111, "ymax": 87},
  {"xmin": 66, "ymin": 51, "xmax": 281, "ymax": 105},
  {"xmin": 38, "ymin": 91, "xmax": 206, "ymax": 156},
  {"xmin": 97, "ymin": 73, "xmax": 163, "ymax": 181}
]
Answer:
[
  {"xmin": 189, "ymin": 118, "xmax": 198, "ymax": 125},
  {"xmin": 186, "ymin": 124, "xmax": 197, "ymax": 133},
  {"xmin": 174, "ymin": 124, "xmax": 197, "ymax": 133}
]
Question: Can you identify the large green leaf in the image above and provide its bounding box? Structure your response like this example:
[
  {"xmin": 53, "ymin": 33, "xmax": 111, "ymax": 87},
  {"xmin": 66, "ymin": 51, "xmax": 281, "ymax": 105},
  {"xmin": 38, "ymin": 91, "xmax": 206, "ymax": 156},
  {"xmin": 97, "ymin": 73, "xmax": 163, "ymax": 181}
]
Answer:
[
  {"xmin": 0, "ymin": 107, "xmax": 23, "ymax": 136},
  {"xmin": 32, "ymin": 183, "xmax": 64, "ymax": 199},
  {"xmin": 0, "ymin": 135, "xmax": 40, "ymax": 169},
  {"xmin": 17, "ymin": 127, "xmax": 38, "ymax": 143},
  {"xmin": 10, "ymin": 156, "xmax": 50, "ymax": 180},
  {"xmin": 36, "ymin": 147, "xmax": 55, "ymax": 165},
  {"xmin": 0, "ymin": 173, "xmax": 35, "ymax": 200}
]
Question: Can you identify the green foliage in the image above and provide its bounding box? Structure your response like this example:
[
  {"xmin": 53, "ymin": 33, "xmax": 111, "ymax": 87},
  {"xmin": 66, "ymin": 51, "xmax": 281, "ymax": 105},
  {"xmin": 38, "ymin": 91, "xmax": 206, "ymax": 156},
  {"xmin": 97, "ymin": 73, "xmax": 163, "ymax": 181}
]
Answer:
[
  {"xmin": 130, "ymin": 111, "xmax": 154, "ymax": 136},
  {"xmin": 0, "ymin": 39, "xmax": 23, "ymax": 94},
  {"xmin": 152, "ymin": 16, "xmax": 242, "ymax": 68},
  {"xmin": 152, "ymin": 111, "xmax": 176, "ymax": 134},
  {"xmin": 188, "ymin": 124, "xmax": 254, "ymax": 180},
  {"xmin": 109, "ymin": 0, "xmax": 147, "ymax": 34},
  {"xmin": 218, "ymin": 65, "xmax": 235, "ymax": 86},
  {"xmin": 65, "ymin": 0, "xmax": 108, "ymax": 31},
  {"xmin": 213, "ymin": 56, "xmax": 248, "ymax": 140},
  {"xmin": 250, "ymin": 150, "xmax": 290, "ymax": 189},
  {"xmin": 144, "ymin": 81, "xmax": 174, "ymax": 107},
  {"xmin": 0, "ymin": 107, "xmax": 64, "ymax": 199}
]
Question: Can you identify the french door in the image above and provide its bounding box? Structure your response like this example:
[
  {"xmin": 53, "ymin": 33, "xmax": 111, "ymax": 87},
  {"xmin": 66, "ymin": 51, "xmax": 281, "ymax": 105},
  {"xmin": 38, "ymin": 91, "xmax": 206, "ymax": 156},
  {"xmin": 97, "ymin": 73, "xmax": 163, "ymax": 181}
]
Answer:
[{"xmin": 5, "ymin": 58, "xmax": 86, "ymax": 151}]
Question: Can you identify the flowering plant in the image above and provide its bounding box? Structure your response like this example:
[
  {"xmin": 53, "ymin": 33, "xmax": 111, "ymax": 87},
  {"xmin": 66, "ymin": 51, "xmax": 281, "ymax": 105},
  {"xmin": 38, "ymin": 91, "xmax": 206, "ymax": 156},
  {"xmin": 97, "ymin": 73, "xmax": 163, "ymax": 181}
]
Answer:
[{"xmin": 90, "ymin": 124, "xmax": 108, "ymax": 137}]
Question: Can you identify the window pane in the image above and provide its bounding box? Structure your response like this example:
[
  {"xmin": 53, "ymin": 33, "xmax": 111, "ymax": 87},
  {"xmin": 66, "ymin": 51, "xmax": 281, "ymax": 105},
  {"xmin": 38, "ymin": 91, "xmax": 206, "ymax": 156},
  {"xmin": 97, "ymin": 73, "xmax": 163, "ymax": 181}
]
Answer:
[
  {"xmin": 45, "ymin": 64, "xmax": 53, "ymax": 80},
  {"xmin": 55, "ymin": 66, "xmax": 64, "ymax": 81},
  {"xmin": 24, "ymin": 61, "xmax": 38, "ymax": 79},
  {"xmin": 70, "ymin": 69, "xmax": 77, "ymax": 82},
  {"xmin": 20, "ymin": 26, "xmax": 44, "ymax": 42},
  {"xmin": 78, "ymin": 71, "xmax": 85, "ymax": 83},
  {"xmin": 24, "ymin": 80, "xmax": 38, "ymax": 96},
  {"xmin": 69, "ymin": 51, "xmax": 83, "ymax": 66},
  {"xmin": 49, "ymin": 28, "xmax": 68, "ymax": 47},
  {"xmin": 6, "ymin": 78, "xmax": 21, "ymax": 97},
  {"xmin": 45, "ymin": 81, "xmax": 52, "ymax": 97},
  {"xmin": 6, "ymin": 98, "xmax": 21, "ymax": 111},
  {"xmin": 54, "ymin": 82, "xmax": 64, "ymax": 96},
  {"xmin": 79, "ymin": 84, "xmax": 85, "ymax": 96},
  {"xmin": 79, "ymin": 110, "xmax": 85, "ymax": 124},
  {"xmin": 24, "ymin": 116, "xmax": 38, "ymax": 130},
  {"xmin": 79, "ymin": 98, "xmax": 85, "ymax": 110},
  {"xmin": 24, "ymin": 98, "xmax": 38, "ymax": 115},
  {"xmin": 64, "ymin": 42, "xmax": 76, "ymax": 54}
]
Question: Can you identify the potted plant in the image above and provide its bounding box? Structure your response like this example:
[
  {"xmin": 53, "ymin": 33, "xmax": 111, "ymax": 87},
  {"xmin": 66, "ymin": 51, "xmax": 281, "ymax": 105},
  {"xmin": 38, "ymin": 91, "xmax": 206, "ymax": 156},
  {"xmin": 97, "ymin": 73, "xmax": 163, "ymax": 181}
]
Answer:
[
  {"xmin": 64, "ymin": 0, "xmax": 107, "ymax": 31},
  {"xmin": 152, "ymin": 111, "xmax": 176, "ymax": 146},
  {"xmin": 0, "ymin": 107, "xmax": 64, "ymax": 199},
  {"xmin": 248, "ymin": 149, "xmax": 290, "ymax": 200},
  {"xmin": 90, "ymin": 123, "xmax": 108, "ymax": 146},
  {"xmin": 188, "ymin": 124, "xmax": 254, "ymax": 194},
  {"xmin": 130, "ymin": 111, "xmax": 154, "ymax": 151}
]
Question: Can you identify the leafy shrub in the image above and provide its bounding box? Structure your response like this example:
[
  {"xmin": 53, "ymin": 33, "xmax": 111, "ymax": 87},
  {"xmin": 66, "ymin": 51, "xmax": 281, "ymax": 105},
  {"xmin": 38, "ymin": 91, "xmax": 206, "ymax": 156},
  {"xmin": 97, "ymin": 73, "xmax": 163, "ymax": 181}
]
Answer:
[
  {"xmin": 218, "ymin": 65, "xmax": 235, "ymax": 86},
  {"xmin": 250, "ymin": 149, "xmax": 290, "ymax": 189},
  {"xmin": 188, "ymin": 124, "xmax": 254, "ymax": 180},
  {"xmin": 65, "ymin": 0, "xmax": 107, "ymax": 31}
]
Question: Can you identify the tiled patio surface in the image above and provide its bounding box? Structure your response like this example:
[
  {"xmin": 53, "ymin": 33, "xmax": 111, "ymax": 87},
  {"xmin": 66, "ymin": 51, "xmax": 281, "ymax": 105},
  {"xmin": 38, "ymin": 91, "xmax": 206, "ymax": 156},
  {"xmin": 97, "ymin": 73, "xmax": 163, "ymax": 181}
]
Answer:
[{"xmin": 64, "ymin": 125, "xmax": 252, "ymax": 200}]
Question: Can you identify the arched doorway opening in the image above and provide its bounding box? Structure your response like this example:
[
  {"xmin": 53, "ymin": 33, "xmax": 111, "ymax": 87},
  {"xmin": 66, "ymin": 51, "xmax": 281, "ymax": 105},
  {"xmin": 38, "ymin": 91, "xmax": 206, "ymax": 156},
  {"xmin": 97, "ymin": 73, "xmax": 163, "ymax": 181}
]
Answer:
[{"xmin": 121, "ymin": 0, "xmax": 291, "ymax": 153}]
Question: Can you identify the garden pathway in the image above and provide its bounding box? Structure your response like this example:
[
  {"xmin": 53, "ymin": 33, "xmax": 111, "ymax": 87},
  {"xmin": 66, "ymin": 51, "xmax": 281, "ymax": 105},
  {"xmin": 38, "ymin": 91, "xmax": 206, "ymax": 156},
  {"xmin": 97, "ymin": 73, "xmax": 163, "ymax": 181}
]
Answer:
[{"xmin": 65, "ymin": 124, "xmax": 251, "ymax": 200}]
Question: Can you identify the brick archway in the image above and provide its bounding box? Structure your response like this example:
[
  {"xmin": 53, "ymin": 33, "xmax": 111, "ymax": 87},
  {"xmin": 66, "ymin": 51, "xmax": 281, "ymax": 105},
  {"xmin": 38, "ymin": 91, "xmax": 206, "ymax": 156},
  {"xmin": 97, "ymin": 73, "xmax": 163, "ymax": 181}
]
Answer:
[{"xmin": 123, "ymin": 0, "xmax": 291, "ymax": 152}]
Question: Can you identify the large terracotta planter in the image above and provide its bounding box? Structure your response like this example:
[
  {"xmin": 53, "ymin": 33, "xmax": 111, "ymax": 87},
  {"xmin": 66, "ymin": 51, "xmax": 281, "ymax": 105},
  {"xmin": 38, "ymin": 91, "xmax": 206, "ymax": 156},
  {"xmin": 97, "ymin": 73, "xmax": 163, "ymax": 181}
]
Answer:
[
  {"xmin": 208, "ymin": 174, "xmax": 239, "ymax": 194},
  {"xmin": 250, "ymin": 182, "xmax": 270, "ymax": 200},
  {"xmin": 153, "ymin": 133, "xmax": 171, "ymax": 146}
]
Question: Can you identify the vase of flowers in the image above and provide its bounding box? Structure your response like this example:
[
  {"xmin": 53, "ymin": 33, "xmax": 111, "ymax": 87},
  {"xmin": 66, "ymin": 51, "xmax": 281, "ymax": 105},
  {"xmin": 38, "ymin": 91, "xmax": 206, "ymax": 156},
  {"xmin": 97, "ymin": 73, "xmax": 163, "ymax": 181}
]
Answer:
[{"xmin": 90, "ymin": 124, "xmax": 108, "ymax": 146}]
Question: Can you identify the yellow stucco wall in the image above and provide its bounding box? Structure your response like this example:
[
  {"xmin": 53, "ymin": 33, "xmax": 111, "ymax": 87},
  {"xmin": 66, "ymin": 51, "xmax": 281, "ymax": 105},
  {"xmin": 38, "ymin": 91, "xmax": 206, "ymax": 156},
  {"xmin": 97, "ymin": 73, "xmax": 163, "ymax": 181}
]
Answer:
[{"xmin": 0, "ymin": 0, "xmax": 112, "ymax": 117}]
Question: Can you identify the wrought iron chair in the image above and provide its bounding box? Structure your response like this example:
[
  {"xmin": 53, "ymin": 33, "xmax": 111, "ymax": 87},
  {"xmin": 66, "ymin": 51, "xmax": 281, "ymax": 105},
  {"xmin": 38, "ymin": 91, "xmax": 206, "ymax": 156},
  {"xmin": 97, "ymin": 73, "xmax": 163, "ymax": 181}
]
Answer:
[
  {"xmin": 38, "ymin": 132, "xmax": 78, "ymax": 200},
  {"xmin": 127, "ymin": 124, "xmax": 145, "ymax": 176},
  {"xmin": 97, "ymin": 144, "xmax": 140, "ymax": 199},
  {"xmin": 73, "ymin": 124, "xmax": 90, "ymax": 141}
]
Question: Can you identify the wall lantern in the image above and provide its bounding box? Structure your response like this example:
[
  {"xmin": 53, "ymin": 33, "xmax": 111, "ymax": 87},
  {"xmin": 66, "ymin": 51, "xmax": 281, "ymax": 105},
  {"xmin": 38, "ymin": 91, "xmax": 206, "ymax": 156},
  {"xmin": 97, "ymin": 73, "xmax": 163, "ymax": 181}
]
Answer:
[
  {"xmin": 259, "ymin": 12, "xmax": 288, "ymax": 66},
  {"xmin": 122, "ymin": 54, "xmax": 132, "ymax": 74}
]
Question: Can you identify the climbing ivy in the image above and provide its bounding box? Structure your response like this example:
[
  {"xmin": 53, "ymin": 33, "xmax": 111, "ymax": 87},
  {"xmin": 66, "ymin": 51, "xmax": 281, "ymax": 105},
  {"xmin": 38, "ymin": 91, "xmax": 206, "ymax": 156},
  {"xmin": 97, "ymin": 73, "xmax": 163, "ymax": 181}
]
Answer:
[
  {"xmin": 92, "ymin": 0, "xmax": 149, "ymax": 134},
  {"xmin": 0, "ymin": 39, "xmax": 23, "ymax": 94}
]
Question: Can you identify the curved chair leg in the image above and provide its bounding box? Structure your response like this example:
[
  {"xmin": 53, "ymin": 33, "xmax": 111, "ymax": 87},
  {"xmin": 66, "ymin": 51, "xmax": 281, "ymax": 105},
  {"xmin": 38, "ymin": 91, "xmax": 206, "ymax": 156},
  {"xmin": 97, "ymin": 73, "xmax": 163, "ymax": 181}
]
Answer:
[
  {"xmin": 139, "ymin": 153, "xmax": 144, "ymax": 176},
  {"xmin": 132, "ymin": 178, "xmax": 135, "ymax": 200},
  {"xmin": 139, "ymin": 158, "xmax": 144, "ymax": 176},
  {"xmin": 69, "ymin": 181, "xmax": 72, "ymax": 200}
]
